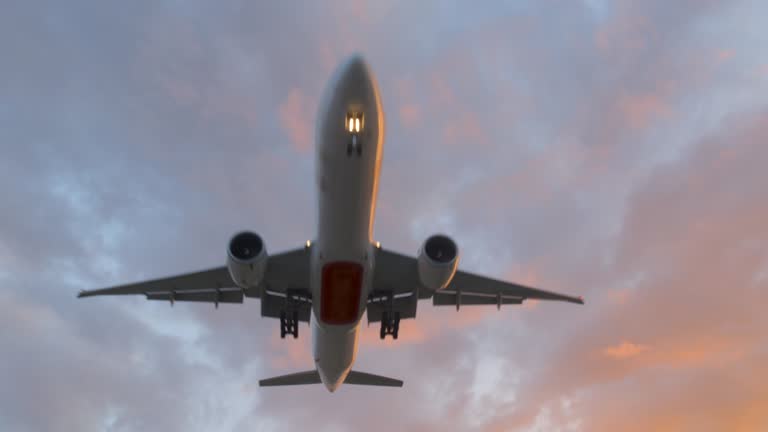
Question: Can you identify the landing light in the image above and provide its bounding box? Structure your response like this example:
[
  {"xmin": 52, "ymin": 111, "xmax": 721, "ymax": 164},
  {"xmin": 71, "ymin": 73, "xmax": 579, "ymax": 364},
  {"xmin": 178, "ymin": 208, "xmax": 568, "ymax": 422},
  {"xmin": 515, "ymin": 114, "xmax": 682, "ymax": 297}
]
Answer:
[
  {"xmin": 306, "ymin": 240, "xmax": 312, "ymax": 248},
  {"xmin": 345, "ymin": 112, "xmax": 364, "ymax": 133}
]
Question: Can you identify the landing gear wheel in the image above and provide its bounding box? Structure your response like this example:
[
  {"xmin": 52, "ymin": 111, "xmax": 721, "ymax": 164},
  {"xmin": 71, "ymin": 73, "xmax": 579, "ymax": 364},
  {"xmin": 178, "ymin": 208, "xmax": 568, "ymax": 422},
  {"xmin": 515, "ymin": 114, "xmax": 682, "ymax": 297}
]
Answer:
[
  {"xmin": 379, "ymin": 312, "xmax": 389, "ymax": 340},
  {"xmin": 380, "ymin": 311, "xmax": 401, "ymax": 340},
  {"xmin": 292, "ymin": 311, "xmax": 299, "ymax": 339},
  {"xmin": 393, "ymin": 312, "xmax": 400, "ymax": 340},
  {"xmin": 280, "ymin": 311, "xmax": 299, "ymax": 339}
]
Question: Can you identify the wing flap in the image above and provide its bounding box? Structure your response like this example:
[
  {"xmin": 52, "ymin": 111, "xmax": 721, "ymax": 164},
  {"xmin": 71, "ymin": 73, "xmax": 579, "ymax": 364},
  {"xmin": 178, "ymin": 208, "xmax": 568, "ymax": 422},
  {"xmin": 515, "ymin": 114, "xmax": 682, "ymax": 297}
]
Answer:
[
  {"xmin": 433, "ymin": 291, "xmax": 523, "ymax": 307},
  {"xmin": 145, "ymin": 289, "xmax": 243, "ymax": 303}
]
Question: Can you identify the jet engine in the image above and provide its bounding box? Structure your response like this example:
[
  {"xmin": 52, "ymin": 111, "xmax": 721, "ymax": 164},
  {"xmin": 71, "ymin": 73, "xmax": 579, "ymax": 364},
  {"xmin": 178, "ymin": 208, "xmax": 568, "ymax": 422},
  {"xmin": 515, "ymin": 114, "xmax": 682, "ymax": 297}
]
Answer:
[
  {"xmin": 227, "ymin": 231, "xmax": 268, "ymax": 289},
  {"xmin": 417, "ymin": 234, "xmax": 460, "ymax": 291}
]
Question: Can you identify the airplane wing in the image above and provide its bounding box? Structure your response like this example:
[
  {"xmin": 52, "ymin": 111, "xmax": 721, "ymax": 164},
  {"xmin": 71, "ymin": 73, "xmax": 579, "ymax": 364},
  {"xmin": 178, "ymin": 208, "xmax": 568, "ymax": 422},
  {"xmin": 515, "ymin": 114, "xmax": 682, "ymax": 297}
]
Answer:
[
  {"xmin": 435, "ymin": 269, "xmax": 584, "ymax": 308},
  {"xmin": 78, "ymin": 247, "xmax": 313, "ymax": 321},
  {"xmin": 370, "ymin": 248, "xmax": 582, "ymax": 320}
]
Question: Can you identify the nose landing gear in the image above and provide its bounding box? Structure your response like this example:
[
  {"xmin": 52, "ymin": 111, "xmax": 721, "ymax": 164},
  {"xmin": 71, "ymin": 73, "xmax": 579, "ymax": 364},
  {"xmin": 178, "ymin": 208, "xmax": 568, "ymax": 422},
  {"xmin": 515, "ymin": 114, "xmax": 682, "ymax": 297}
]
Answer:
[{"xmin": 347, "ymin": 135, "xmax": 362, "ymax": 157}]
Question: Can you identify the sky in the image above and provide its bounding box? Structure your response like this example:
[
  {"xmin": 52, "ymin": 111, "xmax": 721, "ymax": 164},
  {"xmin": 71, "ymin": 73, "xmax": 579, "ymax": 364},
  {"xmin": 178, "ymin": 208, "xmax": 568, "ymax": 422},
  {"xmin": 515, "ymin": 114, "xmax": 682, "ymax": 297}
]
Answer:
[{"xmin": 1, "ymin": 1, "xmax": 768, "ymax": 431}]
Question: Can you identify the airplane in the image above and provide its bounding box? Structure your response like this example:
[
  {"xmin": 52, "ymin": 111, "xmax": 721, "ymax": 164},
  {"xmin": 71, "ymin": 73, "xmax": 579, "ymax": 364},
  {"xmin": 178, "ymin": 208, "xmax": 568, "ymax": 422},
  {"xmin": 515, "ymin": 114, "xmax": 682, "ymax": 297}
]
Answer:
[{"xmin": 78, "ymin": 54, "xmax": 584, "ymax": 392}]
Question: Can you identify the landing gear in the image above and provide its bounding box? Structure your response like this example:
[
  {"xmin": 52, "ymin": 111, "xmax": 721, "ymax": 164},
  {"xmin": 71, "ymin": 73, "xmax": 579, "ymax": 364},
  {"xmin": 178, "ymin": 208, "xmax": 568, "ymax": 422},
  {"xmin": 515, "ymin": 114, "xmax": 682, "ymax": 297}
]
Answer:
[
  {"xmin": 280, "ymin": 310, "xmax": 299, "ymax": 339},
  {"xmin": 379, "ymin": 311, "xmax": 400, "ymax": 340},
  {"xmin": 347, "ymin": 135, "xmax": 362, "ymax": 157}
]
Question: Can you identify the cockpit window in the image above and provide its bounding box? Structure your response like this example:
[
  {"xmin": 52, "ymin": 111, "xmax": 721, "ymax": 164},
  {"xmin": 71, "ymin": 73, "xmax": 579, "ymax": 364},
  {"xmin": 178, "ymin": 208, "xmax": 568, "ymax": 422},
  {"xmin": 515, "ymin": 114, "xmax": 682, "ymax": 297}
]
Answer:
[{"xmin": 345, "ymin": 111, "xmax": 364, "ymax": 133}]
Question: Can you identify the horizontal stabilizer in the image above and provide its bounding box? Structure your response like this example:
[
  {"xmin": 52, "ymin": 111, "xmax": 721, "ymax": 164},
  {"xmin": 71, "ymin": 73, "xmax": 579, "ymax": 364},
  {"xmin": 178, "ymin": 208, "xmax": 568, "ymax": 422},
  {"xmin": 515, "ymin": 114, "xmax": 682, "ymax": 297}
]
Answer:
[
  {"xmin": 258, "ymin": 370, "xmax": 403, "ymax": 388},
  {"xmin": 345, "ymin": 370, "xmax": 403, "ymax": 387},
  {"xmin": 259, "ymin": 370, "xmax": 321, "ymax": 387}
]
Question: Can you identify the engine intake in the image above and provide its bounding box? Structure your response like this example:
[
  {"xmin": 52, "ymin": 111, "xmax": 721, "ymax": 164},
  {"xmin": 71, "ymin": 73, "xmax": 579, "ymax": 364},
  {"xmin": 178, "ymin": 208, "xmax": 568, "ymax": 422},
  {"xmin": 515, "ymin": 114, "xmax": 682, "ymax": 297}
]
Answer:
[
  {"xmin": 227, "ymin": 231, "xmax": 268, "ymax": 289},
  {"xmin": 418, "ymin": 234, "xmax": 460, "ymax": 291}
]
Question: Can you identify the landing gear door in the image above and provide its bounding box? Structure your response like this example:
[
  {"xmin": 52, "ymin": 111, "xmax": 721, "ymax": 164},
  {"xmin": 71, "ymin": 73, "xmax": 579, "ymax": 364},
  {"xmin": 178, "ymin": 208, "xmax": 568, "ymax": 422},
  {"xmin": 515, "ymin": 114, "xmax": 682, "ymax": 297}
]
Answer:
[{"xmin": 260, "ymin": 289, "xmax": 312, "ymax": 323}]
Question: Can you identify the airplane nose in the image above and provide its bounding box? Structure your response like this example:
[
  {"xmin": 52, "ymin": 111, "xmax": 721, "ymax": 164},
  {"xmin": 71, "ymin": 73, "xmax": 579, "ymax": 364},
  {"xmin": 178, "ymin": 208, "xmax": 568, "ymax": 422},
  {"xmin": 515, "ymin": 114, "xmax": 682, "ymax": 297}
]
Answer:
[
  {"xmin": 315, "ymin": 53, "xmax": 381, "ymax": 144},
  {"xmin": 338, "ymin": 54, "xmax": 371, "ymax": 86},
  {"xmin": 334, "ymin": 54, "xmax": 374, "ymax": 98}
]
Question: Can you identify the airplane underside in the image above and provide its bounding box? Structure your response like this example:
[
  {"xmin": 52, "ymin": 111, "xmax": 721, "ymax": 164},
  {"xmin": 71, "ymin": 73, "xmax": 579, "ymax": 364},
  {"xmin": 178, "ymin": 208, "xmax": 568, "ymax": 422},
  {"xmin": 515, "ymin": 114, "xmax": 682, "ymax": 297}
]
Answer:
[{"xmin": 77, "ymin": 54, "xmax": 584, "ymax": 393}]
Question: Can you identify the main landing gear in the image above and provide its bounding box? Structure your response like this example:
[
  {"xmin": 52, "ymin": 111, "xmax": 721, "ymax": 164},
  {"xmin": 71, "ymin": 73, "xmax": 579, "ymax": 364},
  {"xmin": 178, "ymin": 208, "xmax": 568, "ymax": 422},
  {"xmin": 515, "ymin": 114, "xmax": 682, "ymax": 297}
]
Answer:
[
  {"xmin": 280, "ymin": 310, "xmax": 299, "ymax": 339},
  {"xmin": 380, "ymin": 311, "xmax": 400, "ymax": 340}
]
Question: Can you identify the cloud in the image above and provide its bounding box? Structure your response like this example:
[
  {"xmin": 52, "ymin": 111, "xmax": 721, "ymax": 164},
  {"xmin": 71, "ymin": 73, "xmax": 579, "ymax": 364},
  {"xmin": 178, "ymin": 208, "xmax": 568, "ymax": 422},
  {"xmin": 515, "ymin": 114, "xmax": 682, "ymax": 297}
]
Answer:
[
  {"xmin": 279, "ymin": 88, "xmax": 314, "ymax": 153},
  {"xmin": 487, "ymin": 107, "xmax": 768, "ymax": 431},
  {"xmin": 398, "ymin": 103, "xmax": 422, "ymax": 128},
  {"xmin": 602, "ymin": 341, "xmax": 650, "ymax": 359},
  {"xmin": 617, "ymin": 92, "xmax": 671, "ymax": 129}
]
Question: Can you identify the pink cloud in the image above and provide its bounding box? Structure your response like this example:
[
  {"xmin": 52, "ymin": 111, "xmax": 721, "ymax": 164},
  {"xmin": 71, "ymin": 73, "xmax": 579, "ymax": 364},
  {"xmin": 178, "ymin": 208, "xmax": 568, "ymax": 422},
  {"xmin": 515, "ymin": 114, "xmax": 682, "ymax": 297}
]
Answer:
[
  {"xmin": 603, "ymin": 341, "xmax": 650, "ymax": 359},
  {"xmin": 399, "ymin": 104, "xmax": 421, "ymax": 128},
  {"xmin": 278, "ymin": 88, "xmax": 313, "ymax": 153},
  {"xmin": 617, "ymin": 92, "xmax": 671, "ymax": 129},
  {"xmin": 488, "ymin": 109, "xmax": 768, "ymax": 431},
  {"xmin": 266, "ymin": 332, "xmax": 313, "ymax": 370},
  {"xmin": 441, "ymin": 112, "xmax": 487, "ymax": 146},
  {"xmin": 430, "ymin": 75, "xmax": 458, "ymax": 108},
  {"xmin": 595, "ymin": 10, "xmax": 649, "ymax": 56},
  {"xmin": 611, "ymin": 293, "xmax": 631, "ymax": 310},
  {"xmin": 359, "ymin": 304, "xmax": 502, "ymax": 348},
  {"xmin": 716, "ymin": 49, "xmax": 735, "ymax": 63}
]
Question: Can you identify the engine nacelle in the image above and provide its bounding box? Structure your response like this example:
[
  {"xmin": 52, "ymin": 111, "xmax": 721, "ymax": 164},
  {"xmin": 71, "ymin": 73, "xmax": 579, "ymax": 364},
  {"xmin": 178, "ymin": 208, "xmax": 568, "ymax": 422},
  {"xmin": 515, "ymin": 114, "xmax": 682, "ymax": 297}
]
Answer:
[
  {"xmin": 417, "ymin": 234, "xmax": 460, "ymax": 291},
  {"xmin": 227, "ymin": 231, "xmax": 268, "ymax": 289}
]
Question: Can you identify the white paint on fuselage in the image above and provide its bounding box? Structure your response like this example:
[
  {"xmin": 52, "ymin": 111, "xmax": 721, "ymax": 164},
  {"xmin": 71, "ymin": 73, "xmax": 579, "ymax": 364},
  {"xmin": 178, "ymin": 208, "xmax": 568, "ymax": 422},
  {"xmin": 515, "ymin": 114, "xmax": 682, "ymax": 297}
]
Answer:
[{"xmin": 310, "ymin": 55, "xmax": 384, "ymax": 392}]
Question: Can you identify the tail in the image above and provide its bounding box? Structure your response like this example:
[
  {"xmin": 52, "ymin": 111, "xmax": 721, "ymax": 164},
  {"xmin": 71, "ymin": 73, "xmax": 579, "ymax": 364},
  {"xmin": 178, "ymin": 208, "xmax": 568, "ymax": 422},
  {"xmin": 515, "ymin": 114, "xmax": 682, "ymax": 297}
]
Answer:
[
  {"xmin": 344, "ymin": 370, "xmax": 403, "ymax": 387},
  {"xmin": 258, "ymin": 370, "xmax": 321, "ymax": 386},
  {"xmin": 259, "ymin": 370, "xmax": 403, "ymax": 388}
]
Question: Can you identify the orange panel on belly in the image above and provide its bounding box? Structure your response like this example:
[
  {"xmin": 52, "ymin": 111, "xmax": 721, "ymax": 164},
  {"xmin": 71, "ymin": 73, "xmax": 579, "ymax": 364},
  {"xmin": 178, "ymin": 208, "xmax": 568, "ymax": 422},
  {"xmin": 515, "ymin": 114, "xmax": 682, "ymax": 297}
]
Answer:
[{"xmin": 321, "ymin": 262, "xmax": 363, "ymax": 325}]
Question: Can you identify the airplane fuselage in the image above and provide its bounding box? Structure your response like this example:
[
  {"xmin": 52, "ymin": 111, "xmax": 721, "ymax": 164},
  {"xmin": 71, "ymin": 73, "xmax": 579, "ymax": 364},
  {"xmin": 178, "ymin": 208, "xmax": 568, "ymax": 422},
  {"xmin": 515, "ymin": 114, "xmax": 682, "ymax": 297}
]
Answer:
[{"xmin": 310, "ymin": 56, "xmax": 384, "ymax": 392}]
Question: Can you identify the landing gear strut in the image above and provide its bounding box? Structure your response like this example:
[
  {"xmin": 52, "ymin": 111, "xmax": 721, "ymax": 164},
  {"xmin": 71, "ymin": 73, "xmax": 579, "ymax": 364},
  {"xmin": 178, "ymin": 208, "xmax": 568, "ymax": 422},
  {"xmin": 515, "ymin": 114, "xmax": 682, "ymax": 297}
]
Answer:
[
  {"xmin": 380, "ymin": 311, "xmax": 400, "ymax": 340},
  {"xmin": 347, "ymin": 135, "xmax": 362, "ymax": 157},
  {"xmin": 280, "ymin": 310, "xmax": 299, "ymax": 339}
]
